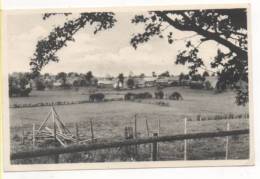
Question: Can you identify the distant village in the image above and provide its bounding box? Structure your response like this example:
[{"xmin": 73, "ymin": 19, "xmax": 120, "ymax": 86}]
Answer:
[{"xmin": 9, "ymin": 70, "xmax": 220, "ymax": 97}]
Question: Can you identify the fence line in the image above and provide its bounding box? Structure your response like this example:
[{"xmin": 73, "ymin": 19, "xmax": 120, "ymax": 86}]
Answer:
[{"xmin": 11, "ymin": 129, "xmax": 249, "ymax": 161}]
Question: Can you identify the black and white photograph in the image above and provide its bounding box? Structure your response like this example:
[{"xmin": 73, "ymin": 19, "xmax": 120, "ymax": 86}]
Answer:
[{"xmin": 2, "ymin": 4, "xmax": 253, "ymax": 171}]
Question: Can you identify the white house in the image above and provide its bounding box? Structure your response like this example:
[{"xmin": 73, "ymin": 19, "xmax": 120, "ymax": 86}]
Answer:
[{"xmin": 204, "ymin": 76, "xmax": 218, "ymax": 89}]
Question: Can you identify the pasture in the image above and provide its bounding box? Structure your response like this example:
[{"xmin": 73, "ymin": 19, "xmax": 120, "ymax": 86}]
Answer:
[{"xmin": 9, "ymin": 86, "xmax": 250, "ymax": 163}]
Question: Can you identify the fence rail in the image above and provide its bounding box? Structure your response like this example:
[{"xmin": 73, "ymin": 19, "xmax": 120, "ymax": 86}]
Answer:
[{"xmin": 11, "ymin": 129, "xmax": 249, "ymax": 161}]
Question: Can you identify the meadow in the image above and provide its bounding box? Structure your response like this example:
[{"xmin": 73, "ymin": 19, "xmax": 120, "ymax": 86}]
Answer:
[{"xmin": 9, "ymin": 86, "xmax": 250, "ymax": 163}]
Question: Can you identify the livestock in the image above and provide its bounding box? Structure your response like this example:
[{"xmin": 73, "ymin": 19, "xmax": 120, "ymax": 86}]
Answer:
[
  {"xmin": 125, "ymin": 92, "xmax": 153, "ymax": 100},
  {"xmin": 124, "ymin": 93, "xmax": 137, "ymax": 100},
  {"xmin": 169, "ymin": 92, "xmax": 183, "ymax": 100},
  {"xmin": 154, "ymin": 90, "xmax": 164, "ymax": 99},
  {"xmin": 89, "ymin": 93, "xmax": 105, "ymax": 102},
  {"xmin": 136, "ymin": 92, "xmax": 153, "ymax": 99}
]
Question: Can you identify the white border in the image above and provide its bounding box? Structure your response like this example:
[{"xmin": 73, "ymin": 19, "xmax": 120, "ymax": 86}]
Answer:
[{"xmin": 2, "ymin": 0, "xmax": 259, "ymax": 178}]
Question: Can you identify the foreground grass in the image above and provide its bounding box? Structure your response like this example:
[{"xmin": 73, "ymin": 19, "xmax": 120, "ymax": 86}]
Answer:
[{"xmin": 9, "ymin": 87, "xmax": 250, "ymax": 164}]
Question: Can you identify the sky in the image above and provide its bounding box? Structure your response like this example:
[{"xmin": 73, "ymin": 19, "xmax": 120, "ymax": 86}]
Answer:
[{"xmin": 5, "ymin": 11, "xmax": 221, "ymax": 77}]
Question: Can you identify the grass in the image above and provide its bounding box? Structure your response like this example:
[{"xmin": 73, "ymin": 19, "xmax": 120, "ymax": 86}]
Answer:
[{"xmin": 9, "ymin": 87, "xmax": 250, "ymax": 164}]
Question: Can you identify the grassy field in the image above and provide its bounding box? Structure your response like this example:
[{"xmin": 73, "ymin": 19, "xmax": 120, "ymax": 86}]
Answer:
[{"xmin": 9, "ymin": 87, "xmax": 250, "ymax": 163}]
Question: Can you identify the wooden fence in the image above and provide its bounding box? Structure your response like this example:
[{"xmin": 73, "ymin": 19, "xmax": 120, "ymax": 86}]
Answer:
[{"xmin": 11, "ymin": 129, "xmax": 249, "ymax": 162}]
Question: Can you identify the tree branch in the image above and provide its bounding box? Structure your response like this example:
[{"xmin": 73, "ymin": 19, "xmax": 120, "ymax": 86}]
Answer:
[{"xmin": 154, "ymin": 11, "xmax": 248, "ymax": 60}]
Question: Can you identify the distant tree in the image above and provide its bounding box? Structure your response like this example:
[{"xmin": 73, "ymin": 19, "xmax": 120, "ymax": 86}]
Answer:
[
  {"xmin": 85, "ymin": 71, "xmax": 93, "ymax": 85},
  {"xmin": 179, "ymin": 72, "xmax": 185, "ymax": 81},
  {"xmin": 43, "ymin": 73, "xmax": 50, "ymax": 78},
  {"xmin": 9, "ymin": 73, "xmax": 32, "ymax": 97},
  {"xmin": 56, "ymin": 72, "xmax": 67, "ymax": 86},
  {"xmin": 130, "ymin": 9, "xmax": 248, "ymax": 105},
  {"xmin": 152, "ymin": 71, "xmax": 157, "ymax": 77},
  {"xmin": 139, "ymin": 73, "xmax": 145, "ymax": 78},
  {"xmin": 159, "ymin": 71, "xmax": 170, "ymax": 77},
  {"xmin": 68, "ymin": 72, "xmax": 74, "ymax": 77},
  {"xmin": 117, "ymin": 73, "xmax": 125, "ymax": 88},
  {"xmin": 73, "ymin": 80, "xmax": 80, "ymax": 87},
  {"xmin": 191, "ymin": 74, "xmax": 205, "ymax": 81},
  {"xmin": 202, "ymin": 71, "xmax": 210, "ymax": 78},
  {"xmin": 127, "ymin": 78, "xmax": 135, "ymax": 89},
  {"xmin": 35, "ymin": 78, "xmax": 46, "ymax": 91}
]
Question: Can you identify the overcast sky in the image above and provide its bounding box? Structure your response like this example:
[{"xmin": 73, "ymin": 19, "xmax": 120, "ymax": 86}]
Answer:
[{"xmin": 6, "ymin": 11, "xmax": 221, "ymax": 77}]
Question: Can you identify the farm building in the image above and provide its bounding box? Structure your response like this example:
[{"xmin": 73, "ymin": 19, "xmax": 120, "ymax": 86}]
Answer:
[
  {"xmin": 156, "ymin": 77, "xmax": 169, "ymax": 86},
  {"xmin": 53, "ymin": 80, "xmax": 63, "ymax": 87},
  {"xmin": 97, "ymin": 78, "xmax": 115, "ymax": 88},
  {"xmin": 167, "ymin": 76, "xmax": 180, "ymax": 86},
  {"xmin": 133, "ymin": 77, "xmax": 145, "ymax": 88},
  {"xmin": 204, "ymin": 76, "xmax": 218, "ymax": 89},
  {"xmin": 143, "ymin": 76, "xmax": 157, "ymax": 87}
]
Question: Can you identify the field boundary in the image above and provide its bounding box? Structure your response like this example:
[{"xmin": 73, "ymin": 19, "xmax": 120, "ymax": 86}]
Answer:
[
  {"xmin": 9, "ymin": 98, "xmax": 124, "ymax": 108},
  {"xmin": 11, "ymin": 129, "xmax": 249, "ymax": 161}
]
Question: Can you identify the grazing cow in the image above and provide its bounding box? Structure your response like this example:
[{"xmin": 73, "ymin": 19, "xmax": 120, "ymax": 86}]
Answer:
[
  {"xmin": 136, "ymin": 92, "xmax": 152, "ymax": 99},
  {"xmin": 124, "ymin": 92, "xmax": 137, "ymax": 100},
  {"xmin": 89, "ymin": 93, "xmax": 105, "ymax": 102},
  {"xmin": 154, "ymin": 90, "xmax": 164, "ymax": 99},
  {"xmin": 169, "ymin": 92, "xmax": 183, "ymax": 100},
  {"xmin": 143, "ymin": 92, "xmax": 153, "ymax": 99}
]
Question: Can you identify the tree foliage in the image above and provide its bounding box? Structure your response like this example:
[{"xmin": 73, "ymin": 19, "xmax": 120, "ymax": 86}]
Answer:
[
  {"xmin": 30, "ymin": 12, "xmax": 116, "ymax": 76},
  {"xmin": 130, "ymin": 9, "xmax": 248, "ymax": 105},
  {"xmin": 29, "ymin": 9, "xmax": 248, "ymax": 105}
]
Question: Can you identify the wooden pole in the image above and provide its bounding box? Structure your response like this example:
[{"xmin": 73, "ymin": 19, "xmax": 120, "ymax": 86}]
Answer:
[
  {"xmin": 75, "ymin": 123, "xmax": 79, "ymax": 143},
  {"xmin": 184, "ymin": 117, "xmax": 187, "ymax": 160},
  {"xmin": 145, "ymin": 119, "xmax": 150, "ymax": 137},
  {"xmin": 225, "ymin": 121, "xmax": 230, "ymax": 160},
  {"xmin": 152, "ymin": 133, "xmax": 158, "ymax": 161},
  {"xmin": 134, "ymin": 114, "xmax": 137, "ymax": 139},
  {"xmin": 134, "ymin": 114, "xmax": 138, "ymax": 159},
  {"xmin": 157, "ymin": 119, "xmax": 161, "ymax": 159},
  {"xmin": 21, "ymin": 128, "xmax": 25, "ymax": 145},
  {"xmin": 53, "ymin": 154, "xmax": 59, "ymax": 163},
  {"xmin": 52, "ymin": 107, "xmax": 57, "ymax": 143},
  {"xmin": 90, "ymin": 119, "xmax": 94, "ymax": 142},
  {"xmin": 32, "ymin": 124, "xmax": 35, "ymax": 148}
]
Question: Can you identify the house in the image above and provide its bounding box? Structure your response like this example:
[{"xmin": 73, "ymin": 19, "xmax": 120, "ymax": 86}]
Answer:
[
  {"xmin": 167, "ymin": 76, "xmax": 180, "ymax": 86},
  {"xmin": 134, "ymin": 77, "xmax": 145, "ymax": 88},
  {"xmin": 53, "ymin": 79, "xmax": 63, "ymax": 87},
  {"xmin": 143, "ymin": 76, "xmax": 157, "ymax": 87},
  {"xmin": 204, "ymin": 76, "xmax": 218, "ymax": 89},
  {"xmin": 97, "ymin": 78, "xmax": 115, "ymax": 88},
  {"xmin": 156, "ymin": 77, "xmax": 169, "ymax": 86}
]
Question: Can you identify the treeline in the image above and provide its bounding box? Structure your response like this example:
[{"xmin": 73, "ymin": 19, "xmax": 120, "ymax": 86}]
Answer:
[{"xmin": 9, "ymin": 71, "xmax": 97, "ymax": 97}]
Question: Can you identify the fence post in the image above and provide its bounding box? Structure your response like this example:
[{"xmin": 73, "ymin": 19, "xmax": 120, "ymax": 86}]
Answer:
[
  {"xmin": 225, "ymin": 121, "xmax": 230, "ymax": 160},
  {"xmin": 134, "ymin": 114, "xmax": 138, "ymax": 160},
  {"xmin": 32, "ymin": 123, "xmax": 35, "ymax": 148},
  {"xmin": 184, "ymin": 117, "xmax": 187, "ymax": 160},
  {"xmin": 75, "ymin": 123, "xmax": 79, "ymax": 143},
  {"xmin": 124, "ymin": 126, "xmax": 134, "ymax": 159},
  {"xmin": 90, "ymin": 119, "xmax": 95, "ymax": 142},
  {"xmin": 53, "ymin": 154, "xmax": 59, "ymax": 163},
  {"xmin": 157, "ymin": 119, "xmax": 161, "ymax": 159},
  {"xmin": 21, "ymin": 128, "xmax": 25, "ymax": 145},
  {"xmin": 152, "ymin": 133, "xmax": 158, "ymax": 161},
  {"xmin": 145, "ymin": 119, "xmax": 150, "ymax": 137}
]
